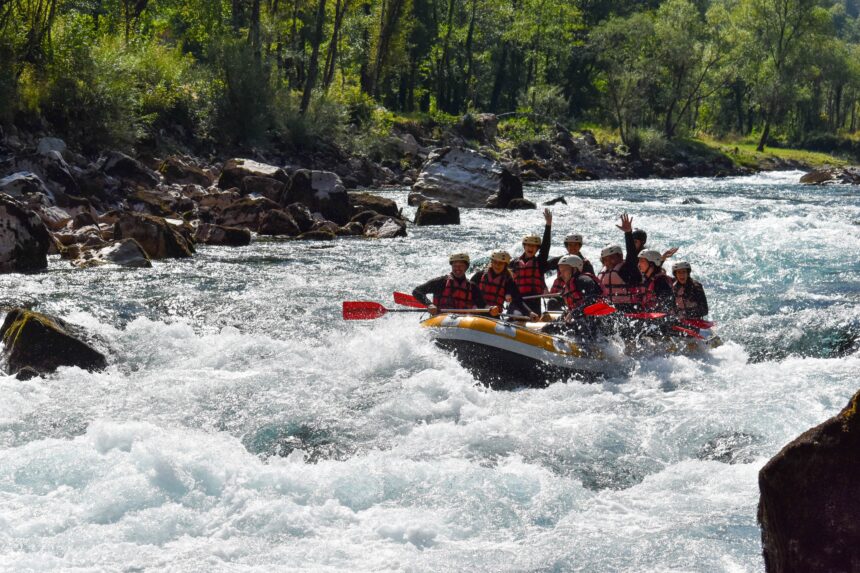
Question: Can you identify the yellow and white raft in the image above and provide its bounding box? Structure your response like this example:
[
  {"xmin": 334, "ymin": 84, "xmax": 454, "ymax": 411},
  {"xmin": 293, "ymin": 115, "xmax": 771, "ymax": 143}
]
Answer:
[{"xmin": 421, "ymin": 313, "xmax": 721, "ymax": 387}]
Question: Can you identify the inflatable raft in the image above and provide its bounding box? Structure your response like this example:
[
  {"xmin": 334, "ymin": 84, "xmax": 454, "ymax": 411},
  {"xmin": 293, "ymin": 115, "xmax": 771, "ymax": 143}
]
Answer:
[{"xmin": 421, "ymin": 313, "xmax": 721, "ymax": 388}]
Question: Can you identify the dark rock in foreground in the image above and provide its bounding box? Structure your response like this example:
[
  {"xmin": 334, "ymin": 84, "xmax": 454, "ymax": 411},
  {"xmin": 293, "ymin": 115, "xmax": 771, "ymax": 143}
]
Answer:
[
  {"xmin": 1, "ymin": 308, "xmax": 107, "ymax": 375},
  {"xmin": 0, "ymin": 194, "xmax": 52, "ymax": 272},
  {"xmin": 758, "ymin": 389, "xmax": 860, "ymax": 573},
  {"xmin": 414, "ymin": 201, "xmax": 460, "ymax": 226},
  {"xmin": 195, "ymin": 223, "xmax": 252, "ymax": 246}
]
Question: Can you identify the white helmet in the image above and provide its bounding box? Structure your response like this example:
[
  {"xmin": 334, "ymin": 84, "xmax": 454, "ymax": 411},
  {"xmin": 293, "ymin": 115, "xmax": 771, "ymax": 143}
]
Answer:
[
  {"xmin": 490, "ymin": 250, "xmax": 512, "ymax": 263},
  {"xmin": 558, "ymin": 254, "xmax": 584, "ymax": 271},
  {"xmin": 564, "ymin": 233, "xmax": 583, "ymax": 244},
  {"xmin": 672, "ymin": 261, "xmax": 691, "ymax": 273},
  {"xmin": 601, "ymin": 244, "xmax": 623, "ymax": 259},
  {"xmin": 638, "ymin": 249, "xmax": 662, "ymax": 266},
  {"xmin": 522, "ymin": 234, "xmax": 542, "ymax": 246},
  {"xmin": 449, "ymin": 253, "xmax": 470, "ymax": 265}
]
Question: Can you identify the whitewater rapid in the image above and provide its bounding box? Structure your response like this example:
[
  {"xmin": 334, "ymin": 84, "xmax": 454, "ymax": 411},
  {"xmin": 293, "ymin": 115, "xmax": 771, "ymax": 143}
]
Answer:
[{"xmin": 1, "ymin": 171, "xmax": 858, "ymax": 572}]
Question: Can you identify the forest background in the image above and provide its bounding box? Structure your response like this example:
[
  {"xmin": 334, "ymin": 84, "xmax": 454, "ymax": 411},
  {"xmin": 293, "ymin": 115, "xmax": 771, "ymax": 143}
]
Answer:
[{"xmin": 2, "ymin": 0, "xmax": 860, "ymax": 164}]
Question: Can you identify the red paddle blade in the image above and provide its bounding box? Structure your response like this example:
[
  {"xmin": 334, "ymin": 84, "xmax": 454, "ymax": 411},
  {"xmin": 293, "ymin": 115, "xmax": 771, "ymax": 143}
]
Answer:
[
  {"xmin": 393, "ymin": 291, "xmax": 427, "ymax": 308},
  {"xmin": 671, "ymin": 325, "xmax": 705, "ymax": 339},
  {"xmin": 343, "ymin": 301, "xmax": 388, "ymax": 320},
  {"xmin": 682, "ymin": 318, "xmax": 714, "ymax": 329},
  {"xmin": 625, "ymin": 312, "xmax": 667, "ymax": 320},
  {"xmin": 583, "ymin": 302, "xmax": 617, "ymax": 316}
]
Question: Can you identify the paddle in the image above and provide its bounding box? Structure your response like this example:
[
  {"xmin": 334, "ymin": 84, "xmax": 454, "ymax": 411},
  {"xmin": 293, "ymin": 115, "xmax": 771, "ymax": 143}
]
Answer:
[
  {"xmin": 582, "ymin": 301, "xmax": 617, "ymax": 316},
  {"xmin": 521, "ymin": 293, "xmax": 563, "ymax": 300},
  {"xmin": 625, "ymin": 312, "xmax": 668, "ymax": 320},
  {"xmin": 671, "ymin": 325, "xmax": 705, "ymax": 339},
  {"xmin": 393, "ymin": 291, "xmax": 427, "ymax": 308},
  {"xmin": 681, "ymin": 318, "xmax": 715, "ymax": 329},
  {"xmin": 344, "ymin": 301, "xmax": 497, "ymax": 320}
]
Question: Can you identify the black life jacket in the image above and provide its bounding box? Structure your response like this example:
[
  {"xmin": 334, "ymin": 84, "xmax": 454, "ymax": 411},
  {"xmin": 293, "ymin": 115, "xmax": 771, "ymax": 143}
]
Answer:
[
  {"xmin": 513, "ymin": 255, "xmax": 546, "ymax": 296},
  {"xmin": 479, "ymin": 269, "xmax": 507, "ymax": 307},
  {"xmin": 435, "ymin": 274, "xmax": 475, "ymax": 310}
]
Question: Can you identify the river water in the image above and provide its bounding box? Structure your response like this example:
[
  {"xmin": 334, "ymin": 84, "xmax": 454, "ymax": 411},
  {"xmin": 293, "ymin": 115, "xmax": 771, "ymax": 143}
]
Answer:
[{"xmin": 1, "ymin": 171, "xmax": 858, "ymax": 572}]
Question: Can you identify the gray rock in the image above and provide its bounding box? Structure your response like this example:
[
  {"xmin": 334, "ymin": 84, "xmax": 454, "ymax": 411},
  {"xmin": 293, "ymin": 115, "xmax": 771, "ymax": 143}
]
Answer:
[
  {"xmin": 218, "ymin": 158, "xmax": 288, "ymax": 190},
  {"xmin": 71, "ymin": 238, "xmax": 152, "ymax": 268},
  {"xmin": 297, "ymin": 229, "xmax": 336, "ymax": 240},
  {"xmin": 101, "ymin": 151, "xmax": 160, "ymax": 188},
  {"xmin": 0, "ymin": 195, "xmax": 52, "ymax": 272},
  {"xmin": 506, "ymin": 198, "xmax": 537, "ymax": 210},
  {"xmin": 159, "ymin": 156, "xmax": 214, "ymax": 186},
  {"xmin": 284, "ymin": 203, "xmax": 315, "ymax": 232},
  {"xmin": 36, "ymin": 137, "xmax": 67, "ymax": 157},
  {"xmin": 412, "ymin": 147, "xmax": 510, "ymax": 208},
  {"xmin": 195, "ymin": 223, "xmax": 252, "ymax": 246},
  {"xmin": 364, "ymin": 216, "xmax": 407, "ymax": 239},
  {"xmin": 349, "ymin": 192, "xmax": 399, "ymax": 217},
  {"xmin": 242, "ymin": 176, "xmax": 286, "ymax": 202},
  {"xmin": 337, "ymin": 222, "xmax": 364, "ymax": 236},
  {"xmin": 113, "ymin": 212, "xmax": 194, "ymax": 259},
  {"xmin": 283, "ymin": 169, "xmax": 351, "ymax": 225},
  {"xmin": 258, "ymin": 210, "xmax": 301, "ymax": 236},
  {"xmin": 543, "ymin": 196, "xmax": 567, "ymax": 206},
  {"xmin": 0, "ymin": 172, "xmax": 56, "ymax": 205},
  {"xmin": 414, "ymin": 201, "xmax": 460, "ymax": 226}
]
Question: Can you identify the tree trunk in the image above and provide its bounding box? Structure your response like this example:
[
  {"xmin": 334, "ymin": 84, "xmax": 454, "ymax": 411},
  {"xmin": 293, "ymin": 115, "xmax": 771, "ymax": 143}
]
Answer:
[
  {"xmin": 489, "ymin": 43, "xmax": 509, "ymax": 112},
  {"xmin": 758, "ymin": 111, "xmax": 772, "ymax": 152},
  {"xmin": 322, "ymin": 0, "xmax": 346, "ymax": 90},
  {"xmin": 437, "ymin": 0, "xmax": 456, "ymax": 113},
  {"xmin": 300, "ymin": 0, "xmax": 328, "ymax": 114},
  {"xmin": 249, "ymin": 0, "xmax": 261, "ymax": 63},
  {"xmin": 462, "ymin": 0, "xmax": 477, "ymax": 109}
]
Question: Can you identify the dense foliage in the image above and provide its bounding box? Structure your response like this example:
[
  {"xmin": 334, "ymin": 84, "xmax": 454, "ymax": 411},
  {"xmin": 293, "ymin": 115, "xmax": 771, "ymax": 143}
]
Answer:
[{"xmin": 2, "ymin": 0, "xmax": 860, "ymax": 154}]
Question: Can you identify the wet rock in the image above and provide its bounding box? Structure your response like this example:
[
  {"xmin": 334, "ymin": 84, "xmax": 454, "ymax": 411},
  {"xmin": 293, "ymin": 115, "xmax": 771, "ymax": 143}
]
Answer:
[
  {"xmin": 682, "ymin": 197, "xmax": 704, "ymax": 205},
  {"xmin": 414, "ymin": 201, "xmax": 460, "ymax": 226},
  {"xmin": 0, "ymin": 195, "xmax": 52, "ymax": 272},
  {"xmin": 337, "ymin": 222, "xmax": 364, "ymax": 236},
  {"xmin": 408, "ymin": 192, "xmax": 431, "ymax": 206},
  {"xmin": 158, "ymin": 156, "xmax": 214, "ymax": 186},
  {"xmin": 15, "ymin": 366, "xmax": 41, "ymax": 381},
  {"xmin": 72, "ymin": 211, "xmax": 98, "ymax": 230},
  {"xmin": 697, "ymin": 432, "xmax": 759, "ymax": 464},
  {"xmin": 36, "ymin": 137, "xmax": 67, "ymax": 157},
  {"xmin": 35, "ymin": 205, "xmax": 72, "ymax": 231},
  {"xmin": 218, "ymin": 158, "xmax": 288, "ymax": 190},
  {"xmin": 127, "ymin": 189, "xmax": 178, "ymax": 217},
  {"xmin": 0, "ymin": 308, "xmax": 107, "ymax": 375},
  {"xmin": 242, "ymin": 175, "xmax": 286, "ymax": 202},
  {"xmin": 284, "ymin": 202, "xmax": 314, "ymax": 232},
  {"xmin": 71, "ymin": 238, "xmax": 152, "ymax": 269},
  {"xmin": 199, "ymin": 189, "xmax": 241, "ymax": 213},
  {"xmin": 572, "ymin": 166, "xmax": 599, "ymax": 181},
  {"xmin": 218, "ymin": 196, "xmax": 281, "ymax": 231},
  {"xmin": 0, "ymin": 171, "xmax": 56, "ymax": 205},
  {"xmin": 543, "ymin": 196, "xmax": 567, "ymax": 206},
  {"xmin": 195, "ymin": 223, "xmax": 251, "ymax": 246},
  {"xmin": 413, "ymin": 147, "xmax": 512, "ymax": 208},
  {"xmin": 101, "ymin": 150, "xmax": 160, "ymax": 188},
  {"xmin": 113, "ymin": 212, "xmax": 194, "ymax": 259},
  {"xmin": 349, "ymin": 192, "xmax": 399, "ymax": 218},
  {"xmin": 350, "ymin": 210, "xmax": 382, "ymax": 226},
  {"xmin": 258, "ymin": 210, "xmax": 301, "ymax": 236},
  {"xmin": 283, "ymin": 169, "xmax": 351, "ymax": 225},
  {"xmin": 799, "ymin": 167, "xmax": 860, "ymax": 185},
  {"xmin": 312, "ymin": 220, "xmax": 340, "ymax": 235},
  {"xmin": 758, "ymin": 389, "xmax": 860, "ymax": 573},
  {"xmin": 297, "ymin": 229, "xmax": 336, "ymax": 240},
  {"xmin": 485, "ymin": 168, "xmax": 524, "ymax": 208},
  {"xmin": 1, "ymin": 150, "xmax": 79, "ymax": 196},
  {"xmin": 365, "ymin": 215, "xmax": 407, "ymax": 239},
  {"xmin": 506, "ymin": 198, "xmax": 537, "ymax": 210}
]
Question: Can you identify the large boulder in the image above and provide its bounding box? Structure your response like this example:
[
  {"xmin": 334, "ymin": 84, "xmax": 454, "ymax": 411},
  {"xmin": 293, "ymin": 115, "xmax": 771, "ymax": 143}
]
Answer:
[
  {"xmin": 242, "ymin": 176, "xmax": 287, "ymax": 202},
  {"xmin": 158, "ymin": 156, "xmax": 214, "ymax": 186},
  {"xmin": 0, "ymin": 151, "xmax": 79, "ymax": 196},
  {"xmin": 348, "ymin": 192, "xmax": 399, "ymax": 218},
  {"xmin": 0, "ymin": 195, "xmax": 52, "ymax": 272},
  {"xmin": 414, "ymin": 201, "xmax": 460, "ymax": 226},
  {"xmin": 218, "ymin": 158, "xmax": 289, "ymax": 190},
  {"xmin": 284, "ymin": 203, "xmax": 315, "ymax": 232},
  {"xmin": 0, "ymin": 172, "xmax": 56, "ymax": 206},
  {"xmin": 412, "ymin": 147, "xmax": 520, "ymax": 208},
  {"xmin": 218, "ymin": 196, "xmax": 281, "ymax": 231},
  {"xmin": 364, "ymin": 215, "xmax": 407, "ymax": 239},
  {"xmin": 799, "ymin": 167, "xmax": 860, "ymax": 185},
  {"xmin": 101, "ymin": 151, "xmax": 160, "ymax": 188},
  {"xmin": 258, "ymin": 210, "xmax": 301, "ymax": 236},
  {"xmin": 113, "ymin": 212, "xmax": 194, "ymax": 259},
  {"xmin": 71, "ymin": 238, "xmax": 152, "ymax": 269},
  {"xmin": 1, "ymin": 308, "xmax": 107, "ymax": 376},
  {"xmin": 758, "ymin": 389, "xmax": 860, "ymax": 573},
  {"xmin": 283, "ymin": 170, "xmax": 352, "ymax": 225},
  {"xmin": 195, "ymin": 223, "xmax": 252, "ymax": 246}
]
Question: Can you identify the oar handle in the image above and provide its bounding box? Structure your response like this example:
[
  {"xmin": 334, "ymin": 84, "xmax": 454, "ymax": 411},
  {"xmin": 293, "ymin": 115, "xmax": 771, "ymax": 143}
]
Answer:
[{"xmin": 522, "ymin": 293, "xmax": 561, "ymax": 300}]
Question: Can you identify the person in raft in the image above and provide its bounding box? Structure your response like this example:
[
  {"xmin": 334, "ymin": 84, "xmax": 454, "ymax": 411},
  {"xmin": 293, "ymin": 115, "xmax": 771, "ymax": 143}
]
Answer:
[
  {"xmin": 636, "ymin": 249, "xmax": 675, "ymax": 313},
  {"xmin": 546, "ymin": 232, "xmax": 596, "ymax": 311},
  {"xmin": 509, "ymin": 208, "xmax": 553, "ymax": 314},
  {"xmin": 556, "ymin": 255, "xmax": 603, "ymax": 318},
  {"xmin": 671, "ymin": 261, "xmax": 709, "ymax": 318},
  {"xmin": 470, "ymin": 250, "xmax": 538, "ymax": 320},
  {"xmin": 597, "ymin": 213, "xmax": 643, "ymax": 312},
  {"xmin": 412, "ymin": 253, "xmax": 497, "ymax": 316}
]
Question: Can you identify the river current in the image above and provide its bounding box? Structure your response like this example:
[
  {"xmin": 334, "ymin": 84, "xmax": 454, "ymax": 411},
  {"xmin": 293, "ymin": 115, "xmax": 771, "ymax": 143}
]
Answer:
[{"xmin": 1, "ymin": 171, "xmax": 858, "ymax": 572}]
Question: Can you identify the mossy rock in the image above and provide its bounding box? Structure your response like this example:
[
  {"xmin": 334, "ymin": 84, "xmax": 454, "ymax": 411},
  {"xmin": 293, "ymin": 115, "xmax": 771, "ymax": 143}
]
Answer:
[{"xmin": 1, "ymin": 308, "xmax": 107, "ymax": 375}]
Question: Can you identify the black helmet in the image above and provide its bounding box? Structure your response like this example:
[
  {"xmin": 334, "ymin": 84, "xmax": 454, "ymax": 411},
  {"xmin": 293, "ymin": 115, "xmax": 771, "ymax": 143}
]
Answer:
[{"xmin": 632, "ymin": 228, "xmax": 647, "ymax": 243}]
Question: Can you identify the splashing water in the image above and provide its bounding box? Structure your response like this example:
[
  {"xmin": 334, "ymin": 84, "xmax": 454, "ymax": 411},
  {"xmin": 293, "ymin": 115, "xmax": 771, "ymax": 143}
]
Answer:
[{"xmin": 1, "ymin": 171, "xmax": 858, "ymax": 571}]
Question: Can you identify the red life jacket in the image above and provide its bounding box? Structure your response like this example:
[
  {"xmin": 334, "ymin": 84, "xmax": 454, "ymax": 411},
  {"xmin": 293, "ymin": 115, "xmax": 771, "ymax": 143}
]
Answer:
[
  {"xmin": 561, "ymin": 272, "xmax": 601, "ymax": 309},
  {"xmin": 478, "ymin": 270, "xmax": 507, "ymax": 307},
  {"xmin": 639, "ymin": 272, "xmax": 673, "ymax": 310},
  {"xmin": 435, "ymin": 274, "xmax": 475, "ymax": 310},
  {"xmin": 550, "ymin": 276, "xmax": 565, "ymax": 294},
  {"xmin": 513, "ymin": 256, "xmax": 546, "ymax": 296},
  {"xmin": 599, "ymin": 265, "xmax": 644, "ymax": 305}
]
